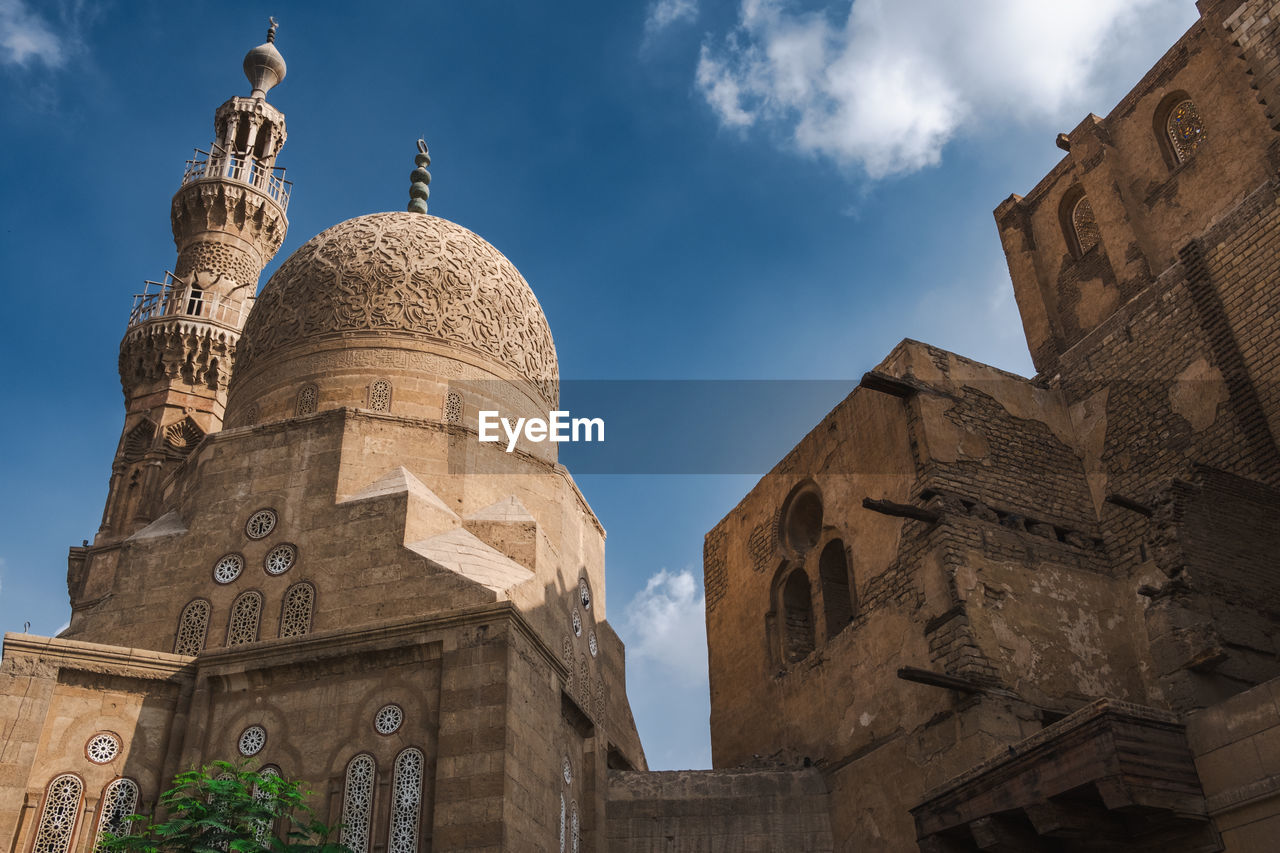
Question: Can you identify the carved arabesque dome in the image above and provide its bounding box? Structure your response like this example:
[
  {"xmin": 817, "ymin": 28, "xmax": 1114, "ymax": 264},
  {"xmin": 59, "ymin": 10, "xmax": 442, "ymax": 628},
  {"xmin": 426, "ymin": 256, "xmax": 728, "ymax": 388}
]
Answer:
[{"xmin": 233, "ymin": 212, "xmax": 558, "ymax": 406}]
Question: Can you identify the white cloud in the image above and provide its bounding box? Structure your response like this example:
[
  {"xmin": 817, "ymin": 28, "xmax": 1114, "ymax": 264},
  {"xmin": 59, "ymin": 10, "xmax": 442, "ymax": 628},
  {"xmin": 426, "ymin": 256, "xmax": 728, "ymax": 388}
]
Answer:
[
  {"xmin": 647, "ymin": 0, "xmax": 699, "ymax": 33},
  {"xmin": 0, "ymin": 0, "xmax": 65, "ymax": 67},
  {"xmin": 696, "ymin": 0, "xmax": 1195, "ymax": 178},
  {"xmin": 623, "ymin": 568, "xmax": 707, "ymax": 687}
]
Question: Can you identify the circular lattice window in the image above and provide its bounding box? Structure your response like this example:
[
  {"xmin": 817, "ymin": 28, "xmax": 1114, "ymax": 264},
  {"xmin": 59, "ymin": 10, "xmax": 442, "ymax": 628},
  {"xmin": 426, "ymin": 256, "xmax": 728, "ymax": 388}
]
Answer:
[
  {"xmin": 374, "ymin": 704, "xmax": 404, "ymax": 735},
  {"xmin": 264, "ymin": 543, "xmax": 297, "ymax": 575},
  {"xmin": 212, "ymin": 553, "xmax": 244, "ymax": 584},
  {"xmin": 238, "ymin": 725, "xmax": 266, "ymax": 756},
  {"xmin": 571, "ymin": 609, "xmax": 582, "ymax": 637},
  {"xmin": 245, "ymin": 509, "xmax": 277, "ymax": 540},
  {"xmin": 578, "ymin": 578, "xmax": 591, "ymax": 611},
  {"xmin": 588, "ymin": 630, "xmax": 598, "ymax": 658},
  {"xmin": 86, "ymin": 732, "xmax": 121, "ymax": 764},
  {"xmin": 562, "ymin": 754, "xmax": 573, "ymax": 785}
]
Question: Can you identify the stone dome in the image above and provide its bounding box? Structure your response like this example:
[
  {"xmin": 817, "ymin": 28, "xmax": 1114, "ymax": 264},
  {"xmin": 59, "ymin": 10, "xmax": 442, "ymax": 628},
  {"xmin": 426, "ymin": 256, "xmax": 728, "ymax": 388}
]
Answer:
[{"xmin": 236, "ymin": 212, "xmax": 557, "ymax": 397}]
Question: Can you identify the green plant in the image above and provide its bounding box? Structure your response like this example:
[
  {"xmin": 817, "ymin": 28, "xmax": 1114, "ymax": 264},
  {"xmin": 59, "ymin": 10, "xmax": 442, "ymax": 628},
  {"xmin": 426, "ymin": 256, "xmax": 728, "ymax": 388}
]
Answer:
[{"xmin": 100, "ymin": 760, "xmax": 350, "ymax": 853}]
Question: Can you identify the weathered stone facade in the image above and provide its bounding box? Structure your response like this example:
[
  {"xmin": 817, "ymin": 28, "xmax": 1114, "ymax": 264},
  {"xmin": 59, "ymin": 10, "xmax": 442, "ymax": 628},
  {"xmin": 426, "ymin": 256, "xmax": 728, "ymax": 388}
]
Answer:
[
  {"xmin": 4, "ymin": 2, "xmax": 1280, "ymax": 852},
  {"xmin": 702, "ymin": 1, "xmax": 1280, "ymax": 849}
]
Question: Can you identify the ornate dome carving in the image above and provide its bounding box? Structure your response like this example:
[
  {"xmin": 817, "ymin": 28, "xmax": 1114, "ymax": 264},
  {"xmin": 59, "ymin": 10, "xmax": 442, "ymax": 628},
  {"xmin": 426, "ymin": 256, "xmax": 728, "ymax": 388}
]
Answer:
[{"xmin": 235, "ymin": 212, "xmax": 558, "ymax": 404}]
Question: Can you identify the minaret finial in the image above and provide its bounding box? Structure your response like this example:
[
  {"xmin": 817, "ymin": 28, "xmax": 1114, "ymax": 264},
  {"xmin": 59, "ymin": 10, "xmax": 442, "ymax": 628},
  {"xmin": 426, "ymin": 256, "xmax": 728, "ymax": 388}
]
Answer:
[
  {"xmin": 244, "ymin": 17, "xmax": 286, "ymax": 98},
  {"xmin": 408, "ymin": 139, "xmax": 432, "ymax": 215}
]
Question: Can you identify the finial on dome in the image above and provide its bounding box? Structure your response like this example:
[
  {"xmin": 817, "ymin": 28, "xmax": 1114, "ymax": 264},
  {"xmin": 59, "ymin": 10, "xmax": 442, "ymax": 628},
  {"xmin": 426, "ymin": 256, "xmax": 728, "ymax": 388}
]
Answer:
[
  {"xmin": 408, "ymin": 139, "xmax": 432, "ymax": 215},
  {"xmin": 243, "ymin": 17, "xmax": 287, "ymax": 99}
]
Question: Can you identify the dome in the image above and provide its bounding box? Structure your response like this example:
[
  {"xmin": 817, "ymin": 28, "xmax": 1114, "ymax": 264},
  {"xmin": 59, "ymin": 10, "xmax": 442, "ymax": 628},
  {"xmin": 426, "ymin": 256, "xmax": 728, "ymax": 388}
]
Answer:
[{"xmin": 228, "ymin": 212, "xmax": 558, "ymax": 423}]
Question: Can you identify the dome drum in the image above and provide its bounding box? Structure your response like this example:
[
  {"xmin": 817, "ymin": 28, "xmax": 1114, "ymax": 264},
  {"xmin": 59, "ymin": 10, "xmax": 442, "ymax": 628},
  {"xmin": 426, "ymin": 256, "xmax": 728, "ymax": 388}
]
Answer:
[{"xmin": 225, "ymin": 336, "xmax": 553, "ymax": 438}]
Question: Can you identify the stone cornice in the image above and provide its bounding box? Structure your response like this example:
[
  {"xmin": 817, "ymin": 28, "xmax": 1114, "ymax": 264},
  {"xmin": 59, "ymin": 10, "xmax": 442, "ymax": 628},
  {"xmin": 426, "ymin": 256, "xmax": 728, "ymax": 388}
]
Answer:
[
  {"xmin": 1, "ymin": 633, "xmax": 194, "ymax": 681},
  {"xmin": 192, "ymin": 601, "xmax": 569, "ymax": 680}
]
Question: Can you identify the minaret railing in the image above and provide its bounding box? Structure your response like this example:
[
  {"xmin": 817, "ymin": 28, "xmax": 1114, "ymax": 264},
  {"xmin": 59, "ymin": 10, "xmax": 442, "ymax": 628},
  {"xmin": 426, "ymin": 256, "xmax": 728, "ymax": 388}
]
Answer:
[
  {"xmin": 127, "ymin": 273, "xmax": 250, "ymax": 330},
  {"xmin": 182, "ymin": 145, "xmax": 292, "ymax": 211}
]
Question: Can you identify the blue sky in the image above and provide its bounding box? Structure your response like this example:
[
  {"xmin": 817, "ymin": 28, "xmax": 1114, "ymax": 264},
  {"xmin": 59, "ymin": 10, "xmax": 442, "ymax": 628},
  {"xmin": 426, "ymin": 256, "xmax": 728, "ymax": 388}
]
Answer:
[{"xmin": 0, "ymin": 0, "xmax": 1199, "ymax": 770}]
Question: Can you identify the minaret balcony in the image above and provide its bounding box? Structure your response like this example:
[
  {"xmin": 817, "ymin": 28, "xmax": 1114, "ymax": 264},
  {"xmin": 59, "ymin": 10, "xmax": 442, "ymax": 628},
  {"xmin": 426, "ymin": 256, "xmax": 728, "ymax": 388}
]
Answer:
[
  {"xmin": 127, "ymin": 273, "xmax": 249, "ymax": 332},
  {"xmin": 181, "ymin": 146, "xmax": 291, "ymax": 213}
]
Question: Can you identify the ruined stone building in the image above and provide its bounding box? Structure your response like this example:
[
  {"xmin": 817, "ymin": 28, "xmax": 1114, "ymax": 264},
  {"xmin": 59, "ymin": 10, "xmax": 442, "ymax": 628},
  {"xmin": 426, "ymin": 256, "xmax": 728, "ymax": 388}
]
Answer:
[{"xmin": 3, "ymin": 1, "xmax": 1280, "ymax": 852}]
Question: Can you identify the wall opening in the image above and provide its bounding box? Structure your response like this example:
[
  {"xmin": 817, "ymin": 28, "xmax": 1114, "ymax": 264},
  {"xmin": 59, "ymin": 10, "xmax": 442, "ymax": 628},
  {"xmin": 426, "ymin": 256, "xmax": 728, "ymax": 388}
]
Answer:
[
  {"xmin": 782, "ymin": 569, "xmax": 815, "ymax": 663},
  {"xmin": 819, "ymin": 539, "xmax": 854, "ymax": 639}
]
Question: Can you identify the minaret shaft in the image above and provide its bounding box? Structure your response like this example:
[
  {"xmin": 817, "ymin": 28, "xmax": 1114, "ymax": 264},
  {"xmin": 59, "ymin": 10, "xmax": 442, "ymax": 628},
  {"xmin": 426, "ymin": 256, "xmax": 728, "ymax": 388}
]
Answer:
[{"xmin": 95, "ymin": 27, "xmax": 290, "ymax": 545}]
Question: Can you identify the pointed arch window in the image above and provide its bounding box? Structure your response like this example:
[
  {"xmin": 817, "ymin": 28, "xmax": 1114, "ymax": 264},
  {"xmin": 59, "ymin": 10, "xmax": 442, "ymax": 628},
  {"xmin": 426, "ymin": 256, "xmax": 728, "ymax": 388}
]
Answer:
[
  {"xmin": 388, "ymin": 748, "xmax": 424, "ymax": 853},
  {"xmin": 279, "ymin": 582, "xmax": 314, "ymax": 638},
  {"xmin": 781, "ymin": 569, "xmax": 815, "ymax": 663},
  {"xmin": 32, "ymin": 774, "xmax": 83, "ymax": 853},
  {"xmin": 819, "ymin": 539, "xmax": 855, "ymax": 639},
  {"xmin": 93, "ymin": 778, "xmax": 140, "ymax": 852},
  {"xmin": 174, "ymin": 598, "xmax": 211, "ymax": 655},
  {"xmin": 340, "ymin": 754, "xmax": 375, "ymax": 853},
  {"xmin": 1161, "ymin": 95, "xmax": 1207, "ymax": 165},
  {"xmin": 1071, "ymin": 196, "xmax": 1100, "ymax": 256},
  {"xmin": 226, "ymin": 591, "xmax": 263, "ymax": 646},
  {"xmin": 296, "ymin": 384, "xmax": 318, "ymax": 416}
]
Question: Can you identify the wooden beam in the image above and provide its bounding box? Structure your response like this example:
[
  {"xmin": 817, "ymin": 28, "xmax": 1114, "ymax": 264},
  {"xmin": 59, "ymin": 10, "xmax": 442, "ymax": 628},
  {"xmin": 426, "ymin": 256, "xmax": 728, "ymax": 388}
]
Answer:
[
  {"xmin": 863, "ymin": 497, "xmax": 940, "ymax": 524},
  {"xmin": 897, "ymin": 666, "xmax": 984, "ymax": 694}
]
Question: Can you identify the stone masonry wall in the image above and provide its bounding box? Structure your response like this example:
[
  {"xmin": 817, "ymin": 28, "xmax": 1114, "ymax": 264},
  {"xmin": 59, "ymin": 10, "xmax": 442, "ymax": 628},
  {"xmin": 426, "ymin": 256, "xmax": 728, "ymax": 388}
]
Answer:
[
  {"xmin": 605, "ymin": 768, "xmax": 832, "ymax": 852},
  {"xmin": 1186, "ymin": 674, "xmax": 1280, "ymax": 851}
]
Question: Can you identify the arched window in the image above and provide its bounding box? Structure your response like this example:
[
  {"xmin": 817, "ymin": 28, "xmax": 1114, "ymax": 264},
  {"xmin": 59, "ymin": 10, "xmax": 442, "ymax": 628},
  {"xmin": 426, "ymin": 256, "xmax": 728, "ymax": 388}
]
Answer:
[
  {"xmin": 226, "ymin": 591, "xmax": 263, "ymax": 646},
  {"xmin": 253, "ymin": 766, "xmax": 280, "ymax": 845},
  {"xmin": 369, "ymin": 379, "xmax": 392, "ymax": 412},
  {"xmin": 388, "ymin": 748, "xmax": 424, "ymax": 853},
  {"xmin": 559, "ymin": 793, "xmax": 567, "ymax": 853},
  {"xmin": 174, "ymin": 599, "xmax": 210, "ymax": 656},
  {"xmin": 781, "ymin": 569, "xmax": 815, "ymax": 663},
  {"xmin": 93, "ymin": 778, "xmax": 140, "ymax": 852},
  {"xmin": 819, "ymin": 540, "xmax": 855, "ymax": 639},
  {"xmin": 340, "ymin": 754, "xmax": 376, "ymax": 853},
  {"xmin": 296, "ymin": 384, "xmax": 318, "ymax": 416},
  {"xmin": 444, "ymin": 390, "xmax": 463, "ymax": 424},
  {"xmin": 32, "ymin": 774, "xmax": 83, "ymax": 853},
  {"xmin": 1157, "ymin": 93, "xmax": 1207, "ymax": 166},
  {"xmin": 781, "ymin": 483, "xmax": 823, "ymax": 553},
  {"xmin": 1060, "ymin": 187, "xmax": 1100, "ymax": 258},
  {"xmin": 1071, "ymin": 196, "xmax": 1100, "ymax": 255},
  {"xmin": 279, "ymin": 582, "xmax": 315, "ymax": 638}
]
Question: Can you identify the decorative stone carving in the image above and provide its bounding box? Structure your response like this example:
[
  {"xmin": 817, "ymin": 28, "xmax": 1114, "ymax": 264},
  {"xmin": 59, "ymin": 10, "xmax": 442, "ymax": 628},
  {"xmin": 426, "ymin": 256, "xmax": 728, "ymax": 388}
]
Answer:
[
  {"xmin": 235, "ymin": 213, "xmax": 558, "ymax": 404},
  {"xmin": 165, "ymin": 417, "xmax": 205, "ymax": 454},
  {"xmin": 174, "ymin": 240, "xmax": 260, "ymax": 289},
  {"xmin": 118, "ymin": 321, "xmax": 237, "ymax": 394},
  {"xmin": 171, "ymin": 180, "xmax": 286, "ymax": 262}
]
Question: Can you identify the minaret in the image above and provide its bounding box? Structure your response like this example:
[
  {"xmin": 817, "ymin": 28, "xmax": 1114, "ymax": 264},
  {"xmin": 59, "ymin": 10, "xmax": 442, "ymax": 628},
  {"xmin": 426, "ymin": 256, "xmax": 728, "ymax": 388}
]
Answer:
[{"xmin": 98, "ymin": 20, "xmax": 290, "ymax": 542}]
